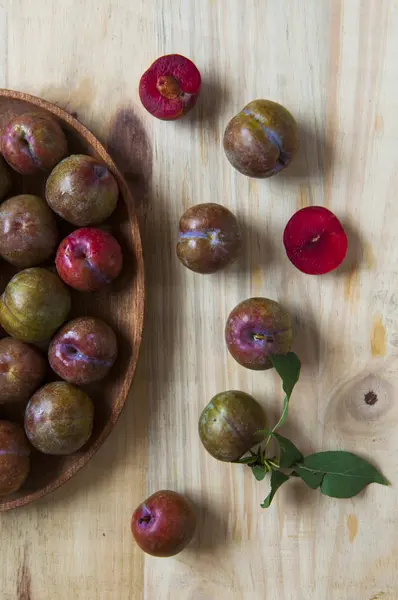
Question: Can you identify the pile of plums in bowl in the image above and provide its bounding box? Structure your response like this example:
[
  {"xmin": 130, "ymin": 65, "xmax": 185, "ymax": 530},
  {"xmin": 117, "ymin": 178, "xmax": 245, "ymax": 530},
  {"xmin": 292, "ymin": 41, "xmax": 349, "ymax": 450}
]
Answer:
[{"xmin": 0, "ymin": 110, "xmax": 124, "ymax": 499}]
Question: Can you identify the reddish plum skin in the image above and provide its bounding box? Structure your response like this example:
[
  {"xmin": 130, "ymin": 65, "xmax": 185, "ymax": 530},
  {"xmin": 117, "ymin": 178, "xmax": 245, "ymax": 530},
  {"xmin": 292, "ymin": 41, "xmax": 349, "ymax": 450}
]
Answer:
[
  {"xmin": 225, "ymin": 298, "xmax": 292, "ymax": 370},
  {"xmin": 0, "ymin": 421, "xmax": 30, "ymax": 496},
  {"xmin": 223, "ymin": 100, "xmax": 299, "ymax": 178},
  {"xmin": 56, "ymin": 228, "xmax": 123, "ymax": 292},
  {"xmin": 1, "ymin": 112, "xmax": 67, "ymax": 175},
  {"xmin": 46, "ymin": 155, "xmax": 119, "ymax": 226},
  {"xmin": 131, "ymin": 490, "xmax": 196, "ymax": 557},
  {"xmin": 49, "ymin": 317, "xmax": 118, "ymax": 385},
  {"xmin": 139, "ymin": 54, "xmax": 201, "ymax": 121},
  {"xmin": 0, "ymin": 194, "xmax": 59, "ymax": 268},
  {"xmin": 199, "ymin": 391, "xmax": 266, "ymax": 461},
  {"xmin": 0, "ymin": 337, "xmax": 46, "ymax": 404},
  {"xmin": 283, "ymin": 206, "xmax": 348, "ymax": 275},
  {"xmin": 177, "ymin": 203, "xmax": 242, "ymax": 274}
]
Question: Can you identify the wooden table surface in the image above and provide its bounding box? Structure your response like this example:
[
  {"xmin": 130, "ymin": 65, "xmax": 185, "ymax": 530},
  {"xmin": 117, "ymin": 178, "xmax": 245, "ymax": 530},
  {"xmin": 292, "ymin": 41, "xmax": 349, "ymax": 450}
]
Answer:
[{"xmin": 1, "ymin": 1, "xmax": 398, "ymax": 598}]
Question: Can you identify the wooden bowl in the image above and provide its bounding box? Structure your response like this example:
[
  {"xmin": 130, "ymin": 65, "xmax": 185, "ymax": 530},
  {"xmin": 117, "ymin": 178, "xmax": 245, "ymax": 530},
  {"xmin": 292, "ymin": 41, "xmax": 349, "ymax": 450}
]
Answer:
[{"xmin": 0, "ymin": 90, "xmax": 145, "ymax": 511}]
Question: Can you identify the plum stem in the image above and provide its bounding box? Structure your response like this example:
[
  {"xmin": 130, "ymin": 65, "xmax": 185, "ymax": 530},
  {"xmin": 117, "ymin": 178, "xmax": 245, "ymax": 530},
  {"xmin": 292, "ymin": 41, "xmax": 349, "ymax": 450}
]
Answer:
[
  {"xmin": 252, "ymin": 333, "xmax": 265, "ymax": 341},
  {"xmin": 138, "ymin": 515, "xmax": 152, "ymax": 525},
  {"xmin": 156, "ymin": 75, "xmax": 182, "ymax": 99},
  {"xmin": 138, "ymin": 504, "xmax": 152, "ymax": 525},
  {"xmin": 138, "ymin": 515, "xmax": 151, "ymax": 525},
  {"xmin": 93, "ymin": 164, "xmax": 108, "ymax": 179},
  {"xmin": 252, "ymin": 333, "xmax": 274, "ymax": 343},
  {"xmin": 17, "ymin": 126, "xmax": 40, "ymax": 167}
]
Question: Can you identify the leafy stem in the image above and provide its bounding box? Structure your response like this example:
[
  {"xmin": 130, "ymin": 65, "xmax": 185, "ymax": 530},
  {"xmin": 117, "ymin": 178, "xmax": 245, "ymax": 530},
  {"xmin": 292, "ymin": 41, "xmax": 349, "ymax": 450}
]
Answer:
[
  {"xmin": 236, "ymin": 351, "xmax": 389, "ymax": 507},
  {"xmin": 264, "ymin": 353, "xmax": 301, "ymax": 448}
]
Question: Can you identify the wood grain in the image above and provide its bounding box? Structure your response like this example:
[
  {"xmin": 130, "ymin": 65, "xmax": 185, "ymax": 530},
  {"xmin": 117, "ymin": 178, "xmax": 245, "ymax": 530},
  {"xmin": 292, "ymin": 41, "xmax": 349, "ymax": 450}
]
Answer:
[{"xmin": 1, "ymin": 0, "xmax": 398, "ymax": 598}]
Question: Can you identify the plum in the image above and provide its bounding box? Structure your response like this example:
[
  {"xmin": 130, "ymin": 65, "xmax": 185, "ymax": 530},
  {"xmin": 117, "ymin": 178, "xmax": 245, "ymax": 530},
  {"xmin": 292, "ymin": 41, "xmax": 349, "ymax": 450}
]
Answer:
[
  {"xmin": 199, "ymin": 390, "xmax": 266, "ymax": 461},
  {"xmin": 56, "ymin": 228, "xmax": 123, "ymax": 292},
  {"xmin": 283, "ymin": 206, "xmax": 348, "ymax": 274},
  {"xmin": 0, "ymin": 337, "xmax": 46, "ymax": 404},
  {"xmin": 225, "ymin": 297, "xmax": 292, "ymax": 370},
  {"xmin": 223, "ymin": 99, "xmax": 299, "ymax": 178},
  {"xmin": 0, "ymin": 268, "xmax": 71, "ymax": 342},
  {"xmin": 1, "ymin": 112, "xmax": 67, "ymax": 175},
  {"xmin": 131, "ymin": 490, "xmax": 196, "ymax": 557},
  {"xmin": 24, "ymin": 381, "xmax": 94, "ymax": 455},
  {"xmin": 0, "ymin": 194, "xmax": 59, "ymax": 268},
  {"xmin": 49, "ymin": 317, "xmax": 117, "ymax": 385},
  {"xmin": 177, "ymin": 203, "xmax": 242, "ymax": 274},
  {"xmin": 45, "ymin": 154, "xmax": 118, "ymax": 226},
  {"xmin": 139, "ymin": 54, "xmax": 201, "ymax": 120}
]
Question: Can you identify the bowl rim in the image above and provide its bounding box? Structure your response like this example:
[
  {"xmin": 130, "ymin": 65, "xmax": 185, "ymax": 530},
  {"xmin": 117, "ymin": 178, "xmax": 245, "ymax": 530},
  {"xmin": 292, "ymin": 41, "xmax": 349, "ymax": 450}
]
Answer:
[{"xmin": 0, "ymin": 88, "xmax": 145, "ymax": 511}]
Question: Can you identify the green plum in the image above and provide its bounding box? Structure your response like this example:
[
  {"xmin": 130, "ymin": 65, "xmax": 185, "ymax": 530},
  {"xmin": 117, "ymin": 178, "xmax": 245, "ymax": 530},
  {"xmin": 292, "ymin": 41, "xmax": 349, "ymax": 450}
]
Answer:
[
  {"xmin": 0, "ymin": 268, "xmax": 71, "ymax": 342},
  {"xmin": 199, "ymin": 390, "xmax": 266, "ymax": 462},
  {"xmin": 45, "ymin": 155, "xmax": 118, "ymax": 226},
  {"xmin": 24, "ymin": 382, "xmax": 94, "ymax": 455}
]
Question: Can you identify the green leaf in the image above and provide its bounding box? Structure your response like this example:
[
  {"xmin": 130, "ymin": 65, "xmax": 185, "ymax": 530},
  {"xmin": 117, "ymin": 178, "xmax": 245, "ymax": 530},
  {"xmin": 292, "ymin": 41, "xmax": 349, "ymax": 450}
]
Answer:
[
  {"xmin": 269, "ymin": 353, "xmax": 301, "ymax": 434},
  {"xmin": 273, "ymin": 433, "xmax": 303, "ymax": 468},
  {"xmin": 234, "ymin": 455, "xmax": 258, "ymax": 465},
  {"xmin": 294, "ymin": 465, "xmax": 324, "ymax": 489},
  {"xmin": 251, "ymin": 465, "xmax": 267, "ymax": 481},
  {"xmin": 270, "ymin": 352, "xmax": 301, "ymax": 398},
  {"xmin": 261, "ymin": 471, "xmax": 290, "ymax": 508},
  {"xmin": 296, "ymin": 452, "xmax": 389, "ymax": 498}
]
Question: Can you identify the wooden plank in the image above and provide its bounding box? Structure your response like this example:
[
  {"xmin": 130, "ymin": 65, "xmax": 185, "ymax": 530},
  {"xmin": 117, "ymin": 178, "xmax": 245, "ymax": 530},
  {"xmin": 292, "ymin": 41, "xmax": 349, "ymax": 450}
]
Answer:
[{"xmin": 1, "ymin": 1, "xmax": 397, "ymax": 598}]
